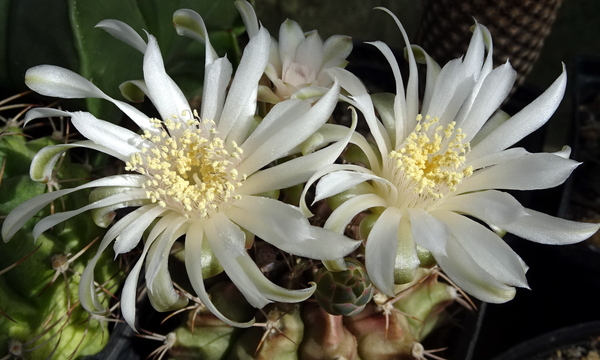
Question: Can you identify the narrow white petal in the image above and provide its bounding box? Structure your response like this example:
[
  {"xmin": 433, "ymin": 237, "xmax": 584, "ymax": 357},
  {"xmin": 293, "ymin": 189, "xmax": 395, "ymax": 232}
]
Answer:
[
  {"xmin": 315, "ymin": 171, "xmax": 392, "ymax": 204},
  {"xmin": 277, "ymin": 226, "xmax": 361, "ymax": 261},
  {"xmin": 457, "ymin": 152, "xmax": 580, "ymax": 193},
  {"xmin": 470, "ymin": 110, "xmax": 510, "ymax": 148},
  {"xmin": 145, "ymin": 222, "xmax": 189, "ymax": 311},
  {"xmin": 218, "ymin": 27, "xmax": 270, "ymax": 139},
  {"xmin": 239, "ymin": 114, "xmax": 356, "ymax": 194},
  {"xmin": 435, "ymin": 211, "xmax": 529, "ymax": 287},
  {"xmin": 113, "ymin": 205, "xmax": 168, "ymax": 255},
  {"xmin": 461, "ymin": 23, "xmax": 485, "ymax": 81},
  {"xmin": 407, "ymin": 208, "xmax": 449, "ymax": 257},
  {"xmin": 25, "ymin": 65, "xmax": 106, "ymax": 99},
  {"xmin": 241, "ymin": 99, "xmax": 309, "ymax": 156},
  {"xmin": 235, "ymin": 0, "xmax": 259, "ymax": 38},
  {"xmin": 184, "ymin": 221, "xmax": 254, "ymax": 327},
  {"xmin": 503, "ymin": 208, "xmax": 600, "ymax": 245},
  {"xmin": 440, "ymin": 190, "xmax": 527, "ymax": 227},
  {"xmin": 466, "ymin": 147, "xmax": 529, "ymax": 170},
  {"xmin": 436, "ymin": 237, "xmax": 517, "ymax": 303},
  {"xmin": 2, "ymin": 174, "xmax": 144, "ymax": 241},
  {"xmin": 300, "ymin": 163, "xmax": 374, "ymax": 217},
  {"xmin": 79, "ymin": 205, "xmax": 157, "ymax": 314},
  {"xmin": 205, "ymin": 213, "xmax": 269, "ymax": 308},
  {"xmin": 121, "ymin": 218, "xmax": 166, "ymax": 330},
  {"xmin": 237, "ymin": 254, "xmax": 316, "ymax": 303},
  {"xmin": 460, "ymin": 62, "xmax": 517, "ymax": 141},
  {"xmin": 226, "ymin": 195, "xmax": 312, "ymax": 245},
  {"xmin": 239, "ymin": 81, "xmax": 340, "ymax": 175},
  {"xmin": 119, "ymin": 80, "xmax": 148, "ymax": 103},
  {"xmin": 201, "ymin": 57, "xmax": 232, "ymax": 123},
  {"xmin": 95, "ymin": 19, "xmax": 147, "ymax": 53},
  {"xmin": 328, "ymin": 67, "xmax": 391, "ymax": 157},
  {"xmin": 325, "ymin": 193, "xmax": 387, "ymax": 233},
  {"xmin": 25, "ymin": 66, "xmax": 156, "ymax": 133},
  {"xmin": 322, "ymin": 35, "xmax": 352, "ymax": 66},
  {"xmin": 371, "ymin": 92, "xmax": 397, "ymax": 148},
  {"xmin": 173, "ymin": 9, "xmax": 218, "ymax": 64},
  {"xmin": 365, "ymin": 207, "xmax": 402, "ymax": 296},
  {"xmin": 143, "ymin": 35, "xmax": 191, "ymax": 123},
  {"xmin": 32, "ymin": 189, "xmax": 147, "ymax": 240},
  {"xmin": 410, "ymin": 45, "xmax": 442, "ymax": 122},
  {"xmin": 70, "ymin": 111, "xmax": 149, "ymax": 157},
  {"xmin": 295, "ymin": 31, "xmax": 324, "ymax": 76},
  {"xmin": 469, "ymin": 67, "xmax": 567, "ymax": 159},
  {"xmin": 279, "ymin": 19, "xmax": 304, "ymax": 74},
  {"xmin": 30, "ymin": 141, "xmax": 127, "ymax": 183},
  {"xmin": 24, "ymin": 108, "xmax": 70, "ymax": 126},
  {"xmin": 375, "ymin": 7, "xmax": 419, "ymax": 135}
]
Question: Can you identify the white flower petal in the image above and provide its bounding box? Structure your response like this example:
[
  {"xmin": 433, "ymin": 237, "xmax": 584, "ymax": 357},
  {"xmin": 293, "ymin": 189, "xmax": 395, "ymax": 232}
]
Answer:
[
  {"xmin": 466, "ymin": 147, "xmax": 529, "ymax": 170},
  {"xmin": 184, "ymin": 221, "xmax": 255, "ymax": 327},
  {"xmin": 201, "ymin": 57, "xmax": 233, "ymax": 123},
  {"xmin": 279, "ymin": 19, "xmax": 304, "ymax": 73},
  {"xmin": 435, "ymin": 211, "xmax": 529, "ymax": 287},
  {"xmin": 461, "ymin": 23, "xmax": 485, "ymax": 81},
  {"xmin": 24, "ymin": 108, "xmax": 71, "ymax": 126},
  {"xmin": 239, "ymin": 123, "xmax": 353, "ymax": 195},
  {"xmin": 143, "ymin": 35, "xmax": 191, "ymax": 123},
  {"xmin": 325, "ymin": 193, "xmax": 387, "ymax": 233},
  {"xmin": 70, "ymin": 111, "xmax": 149, "ymax": 157},
  {"xmin": 145, "ymin": 221, "xmax": 189, "ymax": 311},
  {"xmin": 95, "ymin": 19, "xmax": 147, "ymax": 53},
  {"xmin": 173, "ymin": 9, "xmax": 218, "ymax": 64},
  {"xmin": 218, "ymin": 27, "xmax": 270, "ymax": 139},
  {"xmin": 296, "ymin": 31, "xmax": 324, "ymax": 76},
  {"xmin": 502, "ymin": 208, "xmax": 600, "ymax": 245},
  {"xmin": 328, "ymin": 67, "xmax": 391, "ymax": 157},
  {"xmin": 365, "ymin": 206, "xmax": 402, "ymax": 296},
  {"xmin": 237, "ymin": 254, "xmax": 316, "ymax": 303},
  {"xmin": 240, "ymin": 99, "xmax": 309, "ymax": 156},
  {"xmin": 436, "ymin": 236, "xmax": 517, "ymax": 303},
  {"xmin": 2, "ymin": 174, "xmax": 144, "ymax": 241},
  {"xmin": 30, "ymin": 140, "xmax": 127, "ymax": 183},
  {"xmin": 226, "ymin": 195, "xmax": 312, "ymax": 245},
  {"xmin": 460, "ymin": 62, "xmax": 517, "ymax": 141},
  {"xmin": 80, "ymin": 205, "xmax": 157, "ymax": 314},
  {"xmin": 25, "ymin": 65, "xmax": 106, "ymax": 99},
  {"xmin": 440, "ymin": 190, "xmax": 528, "ymax": 227},
  {"xmin": 322, "ymin": 35, "xmax": 352, "ymax": 67},
  {"xmin": 25, "ymin": 65, "xmax": 156, "ymax": 133},
  {"xmin": 469, "ymin": 110, "xmax": 510, "ymax": 148},
  {"xmin": 300, "ymin": 163, "xmax": 373, "ymax": 217},
  {"xmin": 121, "ymin": 211, "xmax": 167, "ymax": 330},
  {"xmin": 457, "ymin": 152, "xmax": 580, "ymax": 193},
  {"xmin": 205, "ymin": 213, "xmax": 269, "ymax": 308},
  {"xmin": 32, "ymin": 189, "xmax": 147, "ymax": 240},
  {"xmin": 469, "ymin": 66, "xmax": 567, "ymax": 159},
  {"xmin": 113, "ymin": 205, "xmax": 168, "ymax": 255},
  {"xmin": 375, "ymin": 7, "xmax": 419, "ymax": 136},
  {"xmin": 407, "ymin": 208, "xmax": 450, "ymax": 257},
  {"xmin": 235, "ymin": 0, "xmax": 259, "ymax": 38},
  {"xmin": 315, "ymin": 170, "xmax": 394, "ymax": 204},
  {"xmin": 239, "ymin": 81, "xmax": 340, "ymax": 175}
]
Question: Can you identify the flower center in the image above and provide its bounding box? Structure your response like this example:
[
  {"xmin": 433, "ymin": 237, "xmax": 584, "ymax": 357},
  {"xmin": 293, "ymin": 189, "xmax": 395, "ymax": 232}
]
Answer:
[
  {"xmin": 386, "ymin": 115, "xmax": 473, "ymax": 205},
  {"xmin": 125, "ymin": 113, "xmax": 244, "ymax": 219},
  {"xmin": 283, "ymin": 62, "xmax": 316, "ymax": 87}
]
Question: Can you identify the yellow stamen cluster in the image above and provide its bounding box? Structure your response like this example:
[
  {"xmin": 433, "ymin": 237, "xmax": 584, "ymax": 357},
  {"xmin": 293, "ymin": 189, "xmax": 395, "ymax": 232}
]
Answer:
[
  {"xmin": 388, "ymin": 115, "xmax": 473, "ymax": 199},
  {"xmin": 125, "ymin": 114, "xmax": 244, "ymax": 218}
]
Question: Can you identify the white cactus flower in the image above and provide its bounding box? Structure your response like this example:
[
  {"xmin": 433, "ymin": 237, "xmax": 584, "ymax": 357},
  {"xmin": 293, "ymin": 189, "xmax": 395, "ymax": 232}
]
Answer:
[
  {"xmin": 2, "ymin": 10, "xmax": 359, "ymax": 328},
  {"xmin": 301, "ymin": 9, "xmax": 600, "ymax": 303},
  {"xmin": 233, "ymin": 0, "xmax": 353, "ymax": 103}
]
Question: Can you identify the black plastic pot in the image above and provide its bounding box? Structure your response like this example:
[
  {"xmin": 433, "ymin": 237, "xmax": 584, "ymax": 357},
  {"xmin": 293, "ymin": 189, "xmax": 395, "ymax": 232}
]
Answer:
[{"xmin": 492, "ymin": 320, "xmax": 600, "ymax": 360}]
